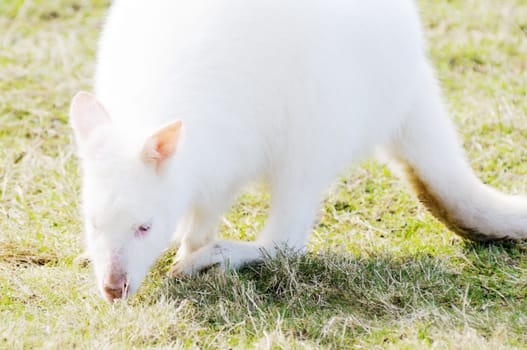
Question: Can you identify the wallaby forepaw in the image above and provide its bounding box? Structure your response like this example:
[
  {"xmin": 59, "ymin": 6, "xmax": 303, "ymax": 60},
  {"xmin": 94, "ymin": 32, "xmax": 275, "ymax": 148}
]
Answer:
[{"xmin": 169, "ymin": 244, "xmax": 226, "ymax": 277}]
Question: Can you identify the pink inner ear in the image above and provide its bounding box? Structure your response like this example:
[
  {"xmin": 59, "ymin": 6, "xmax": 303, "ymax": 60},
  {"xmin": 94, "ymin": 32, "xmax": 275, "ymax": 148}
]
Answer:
[
  {"xmin": 70, "ymin": 91, "xmax": 111, "ymax": 142},
  {"xmin": 142, "ymin": 120, "xmax": 183, "ymax": 167},
  {"xmin": 155, "ymin": 122, "xmax": 182, "ymax": 157}
]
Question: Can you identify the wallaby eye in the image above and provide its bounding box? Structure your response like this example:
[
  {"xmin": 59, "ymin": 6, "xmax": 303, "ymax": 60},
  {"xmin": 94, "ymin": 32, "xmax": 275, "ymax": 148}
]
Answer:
[{"xmin": 135, "ymin": 222, "xmax": 152, "ymax": 238}]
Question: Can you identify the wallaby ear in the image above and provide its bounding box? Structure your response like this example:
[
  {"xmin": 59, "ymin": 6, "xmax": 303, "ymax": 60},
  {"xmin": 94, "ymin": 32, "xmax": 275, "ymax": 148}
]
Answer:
[
  {"xmin": 142, "ymin": 120, "xmax": 183, "ymax": 168},
  {"xmin": 69, "ymin": 91, "xmax": 111, "ymax": 143}
]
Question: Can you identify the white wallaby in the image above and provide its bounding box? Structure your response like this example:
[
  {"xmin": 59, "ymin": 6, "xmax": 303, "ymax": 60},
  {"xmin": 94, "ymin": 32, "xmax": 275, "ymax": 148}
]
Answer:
[{"xmin": 70, "ymin": 0, "xmax": 527, "ymax": 301}]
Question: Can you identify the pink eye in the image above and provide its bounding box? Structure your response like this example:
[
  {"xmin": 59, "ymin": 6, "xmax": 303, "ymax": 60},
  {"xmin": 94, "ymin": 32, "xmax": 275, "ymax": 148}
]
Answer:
[{"xmin": 135, "ymin": 223, "xmax": 152, "ymax": 238}]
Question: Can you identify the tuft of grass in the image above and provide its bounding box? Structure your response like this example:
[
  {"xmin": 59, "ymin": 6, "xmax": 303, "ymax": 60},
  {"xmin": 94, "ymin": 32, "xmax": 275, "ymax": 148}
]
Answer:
[{"xmin": 1, "ymin": 0, "xmax": 527, "ymax": 348}]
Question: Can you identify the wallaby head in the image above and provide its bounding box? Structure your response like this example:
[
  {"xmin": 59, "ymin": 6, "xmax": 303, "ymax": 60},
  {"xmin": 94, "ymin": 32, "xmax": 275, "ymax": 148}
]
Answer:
[{"xmin": 70, "ymin": 92, "xmax": 185, "ymax": 301}]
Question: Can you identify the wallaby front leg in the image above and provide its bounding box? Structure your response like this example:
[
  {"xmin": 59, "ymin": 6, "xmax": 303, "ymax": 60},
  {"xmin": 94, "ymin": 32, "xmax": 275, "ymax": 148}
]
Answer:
[
  {"xmin": 170, "ymin": 207, "xmax": 221, "ymax": 274},
  {"xmin": 256, "ymin": 178, "xmax": 324, "ymax": 251},
  {"xmin": 171, "ymin": 176, "xmax": 326, "ymax": 276}
]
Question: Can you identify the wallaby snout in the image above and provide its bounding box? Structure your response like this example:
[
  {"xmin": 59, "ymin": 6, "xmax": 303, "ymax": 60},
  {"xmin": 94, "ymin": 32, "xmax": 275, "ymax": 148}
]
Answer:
[{"xmin": 102, "ymin": 271, "xmax": 129, "ymax": 302}]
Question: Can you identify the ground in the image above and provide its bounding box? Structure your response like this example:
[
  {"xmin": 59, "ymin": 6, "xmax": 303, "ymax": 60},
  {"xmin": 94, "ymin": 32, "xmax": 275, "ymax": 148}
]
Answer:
[{"xmin": 1, "ymin": 0, "xmax": 527, "ymax": 348}]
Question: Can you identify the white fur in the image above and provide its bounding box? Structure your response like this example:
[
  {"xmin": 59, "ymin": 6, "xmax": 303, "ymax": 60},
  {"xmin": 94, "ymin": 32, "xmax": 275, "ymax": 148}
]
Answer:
[{"xmin": 70, "ymin": 0, "xmax": 527, "ymax": 301}]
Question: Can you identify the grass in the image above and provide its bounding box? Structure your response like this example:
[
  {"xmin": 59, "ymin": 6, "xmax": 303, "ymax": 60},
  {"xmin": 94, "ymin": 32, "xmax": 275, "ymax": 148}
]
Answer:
[{"xmin": 1, "ymin": 0, "xmax": 527, "ymax": 348}]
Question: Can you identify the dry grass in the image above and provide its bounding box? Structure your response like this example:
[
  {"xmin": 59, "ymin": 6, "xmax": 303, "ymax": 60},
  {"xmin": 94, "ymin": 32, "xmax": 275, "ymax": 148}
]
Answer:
[{"xmin": 1, "ymin": 0, "xmax": 527, "ymax": 348}]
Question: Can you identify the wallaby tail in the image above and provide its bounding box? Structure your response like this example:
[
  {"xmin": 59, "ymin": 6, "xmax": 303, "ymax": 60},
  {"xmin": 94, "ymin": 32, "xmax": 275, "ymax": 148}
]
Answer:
[{"xmin": 390, "ymin": 64, "xmax": 527, "ymax": 241}]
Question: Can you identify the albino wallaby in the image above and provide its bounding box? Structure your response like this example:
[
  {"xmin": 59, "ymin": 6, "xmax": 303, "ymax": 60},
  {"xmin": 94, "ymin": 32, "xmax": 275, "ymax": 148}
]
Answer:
[{"xmin": 70, "ymin": 0, "xmax": 527, "ymax": 301}]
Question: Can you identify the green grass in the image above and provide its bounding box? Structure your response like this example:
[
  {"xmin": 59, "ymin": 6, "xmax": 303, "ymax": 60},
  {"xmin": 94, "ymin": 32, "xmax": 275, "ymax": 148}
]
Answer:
[{"xmin": 1, "ymin": 0, "xmax": 527, "ymax": 348}]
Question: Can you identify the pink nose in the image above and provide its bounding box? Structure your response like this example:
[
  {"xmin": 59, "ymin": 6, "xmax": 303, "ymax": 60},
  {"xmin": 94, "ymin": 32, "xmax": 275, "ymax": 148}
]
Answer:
[
  {"xmin": 102, "ymin": 273, "xmax": 129, "ymax": 301},
  {"xmin": 103, "ymin": 285, "xmax": 125, "ymax": 300}
]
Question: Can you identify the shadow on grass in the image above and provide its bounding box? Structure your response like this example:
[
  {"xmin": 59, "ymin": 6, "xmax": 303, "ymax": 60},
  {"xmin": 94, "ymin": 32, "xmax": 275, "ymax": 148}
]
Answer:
[
  {"xmin": 0, "ymin": 240, "xmax": 59, "ymax": 266},
  {"xmin": 462, "ymin": 239, "xmax": 527, "ymax": 257},
  {"xmin": 139, "ymin": 242, "xmax": 527, "ymax": 346}
]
